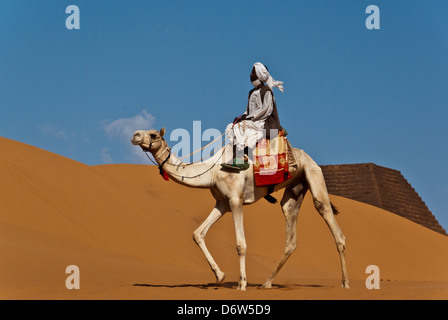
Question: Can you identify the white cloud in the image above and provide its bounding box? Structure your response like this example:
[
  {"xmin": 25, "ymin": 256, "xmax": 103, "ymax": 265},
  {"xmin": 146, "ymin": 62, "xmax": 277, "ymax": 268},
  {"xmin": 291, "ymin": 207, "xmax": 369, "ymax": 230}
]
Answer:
[
  {"xmin": 104, "ymin": 109, "xmax": 155, "ymax": 141},
  {"xmin": 103, "ymin": 110, "xmax": 156, "ymax": 164},
  {"xmin": 38, "ymin": 124, "xmax": 68, "ymax": 139},
  {"xmin": 100, "ymin": 147, "xmax": 113, "ymax": 164}
]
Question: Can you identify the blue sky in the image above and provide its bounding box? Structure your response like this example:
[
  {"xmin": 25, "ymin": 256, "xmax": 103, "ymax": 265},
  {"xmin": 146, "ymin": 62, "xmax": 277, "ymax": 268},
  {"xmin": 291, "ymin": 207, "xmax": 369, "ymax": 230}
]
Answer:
[{"xmin": 1, "ymin": 1, "xmax": 447, "ymax": 232}]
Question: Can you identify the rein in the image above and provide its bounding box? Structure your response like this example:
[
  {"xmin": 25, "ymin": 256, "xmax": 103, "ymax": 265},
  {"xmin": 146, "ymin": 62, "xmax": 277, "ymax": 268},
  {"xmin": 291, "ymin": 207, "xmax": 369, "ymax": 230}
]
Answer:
[
  {"xmin": 158, "ymin": 152, "xmax": 171, "ymax": 178},
  {"xmin": 142, "ymin": 128, "xmax": 231, "ymax": 181},
  {"xmin": 143, "ymin": 143, "xmax": 227, "ymax": 181}
]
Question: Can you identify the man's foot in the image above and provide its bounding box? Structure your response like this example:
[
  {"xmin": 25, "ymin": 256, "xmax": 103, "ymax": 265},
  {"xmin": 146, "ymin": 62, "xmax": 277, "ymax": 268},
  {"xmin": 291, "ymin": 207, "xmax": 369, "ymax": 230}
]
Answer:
[{"xmin": 221, "ymin": 158, "xmax": 250, "ymax": 171}]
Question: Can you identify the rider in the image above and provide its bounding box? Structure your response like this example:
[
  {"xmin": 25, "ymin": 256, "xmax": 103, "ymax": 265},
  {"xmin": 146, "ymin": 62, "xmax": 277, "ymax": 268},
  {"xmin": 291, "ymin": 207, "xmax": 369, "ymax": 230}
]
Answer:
[{"xmin": 223, "ymin": 62, "xmax": 285, "ymax": 170}]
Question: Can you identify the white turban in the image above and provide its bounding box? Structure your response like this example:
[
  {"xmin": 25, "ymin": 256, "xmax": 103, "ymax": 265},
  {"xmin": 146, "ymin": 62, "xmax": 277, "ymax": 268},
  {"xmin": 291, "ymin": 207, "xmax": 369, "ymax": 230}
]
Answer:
[{"xmin": 253, "ymin": 62, "xmax": 284, "ymax": 93}]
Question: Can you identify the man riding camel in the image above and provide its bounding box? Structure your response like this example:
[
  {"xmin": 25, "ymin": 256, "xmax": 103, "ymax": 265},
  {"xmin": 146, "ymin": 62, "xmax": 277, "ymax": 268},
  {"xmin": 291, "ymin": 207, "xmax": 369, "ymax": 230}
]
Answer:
[{"xmin": 222, "ymin": 62, "xmax": 285, "ymax": 170}]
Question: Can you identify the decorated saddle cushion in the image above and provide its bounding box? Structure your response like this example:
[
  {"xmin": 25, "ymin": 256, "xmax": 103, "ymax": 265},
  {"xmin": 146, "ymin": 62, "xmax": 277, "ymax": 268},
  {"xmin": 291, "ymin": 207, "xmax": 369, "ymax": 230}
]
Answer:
[{"xmin": 253, "ymin": 132, "xmax": 292, "ymax": 187}]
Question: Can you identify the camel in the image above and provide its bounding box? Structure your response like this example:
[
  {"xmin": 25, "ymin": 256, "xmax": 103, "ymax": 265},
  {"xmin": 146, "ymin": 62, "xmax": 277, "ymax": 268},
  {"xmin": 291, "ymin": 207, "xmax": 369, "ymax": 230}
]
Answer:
[{"xmin": 131, "ymin": 128, "xmax": 349, "ymax": 290}]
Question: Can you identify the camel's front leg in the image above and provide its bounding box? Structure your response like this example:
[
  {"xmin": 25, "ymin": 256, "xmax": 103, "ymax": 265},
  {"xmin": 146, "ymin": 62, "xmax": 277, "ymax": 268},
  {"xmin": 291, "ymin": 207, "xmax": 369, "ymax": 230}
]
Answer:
[
  {"xmin": 229, "ymin": 196, "xmax": 247, "ymax": 291},
  {"xmin": 193, "ymin": 201, "xmax": 228, "ymax": 284}
]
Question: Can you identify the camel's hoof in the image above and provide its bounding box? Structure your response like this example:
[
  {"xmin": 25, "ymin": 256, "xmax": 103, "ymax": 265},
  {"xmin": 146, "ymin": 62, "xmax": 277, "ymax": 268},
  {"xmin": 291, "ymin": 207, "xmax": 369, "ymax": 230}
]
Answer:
[
  {"xmin": 342, "ymin": 280, "xmax": 350, "ymax": 289},
  {"xmin": 237, "ymin": 280, "xmax": 247, "ymax": 291},
  {"xmin": 216, "ymin": 271, "xmax": 226, "ymax": 284},
  {"xmin": 237, "ymin": 285, "xmax": 247, "ymax": 291},
  {"xmin": 262, "ymin": 282, "xmax": 272, "ymax": 289}
]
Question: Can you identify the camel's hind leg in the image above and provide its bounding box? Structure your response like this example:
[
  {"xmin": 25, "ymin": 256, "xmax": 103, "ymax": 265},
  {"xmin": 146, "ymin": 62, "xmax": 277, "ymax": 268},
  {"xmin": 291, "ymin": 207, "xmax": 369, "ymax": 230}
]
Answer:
[
  {"xmin": 193, "ymin": 200, "xmax": 228, "ymax": 284},
  {"xmin": 263, "ymin": 183, "xmax": 307, "ymax": 289},
  {"xmin": 305, "ymin": 163, "xmax": 350, "ymax": 288}
]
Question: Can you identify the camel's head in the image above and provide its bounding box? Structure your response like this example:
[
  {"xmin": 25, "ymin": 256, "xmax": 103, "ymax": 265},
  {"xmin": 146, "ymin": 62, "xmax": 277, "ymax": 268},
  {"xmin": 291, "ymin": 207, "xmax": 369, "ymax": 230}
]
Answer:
[{"xmin": 131, "ymin": 128, "xmax": 166, "ymax": 153}]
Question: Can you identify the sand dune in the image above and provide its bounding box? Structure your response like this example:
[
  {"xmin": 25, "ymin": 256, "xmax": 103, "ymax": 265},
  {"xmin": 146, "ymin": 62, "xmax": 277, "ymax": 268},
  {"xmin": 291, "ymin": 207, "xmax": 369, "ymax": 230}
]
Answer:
[{"xmin": 0, "ymin": 137, "xmax": 447, "ymax": 300}]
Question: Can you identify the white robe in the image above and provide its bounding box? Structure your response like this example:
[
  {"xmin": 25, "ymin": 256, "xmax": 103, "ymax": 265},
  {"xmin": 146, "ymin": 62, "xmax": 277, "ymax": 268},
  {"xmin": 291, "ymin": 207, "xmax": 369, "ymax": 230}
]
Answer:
[{"xmin": 226, "ymin": 88, "xmax": 274, "ymax": 152}]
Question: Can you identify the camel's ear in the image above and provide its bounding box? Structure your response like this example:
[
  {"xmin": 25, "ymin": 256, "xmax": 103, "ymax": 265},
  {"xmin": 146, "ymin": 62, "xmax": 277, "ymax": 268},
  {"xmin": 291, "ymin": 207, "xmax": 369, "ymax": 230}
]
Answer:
[{"xmin": 160, "ymin": 128, "xmax": 166, "ymax": 137}]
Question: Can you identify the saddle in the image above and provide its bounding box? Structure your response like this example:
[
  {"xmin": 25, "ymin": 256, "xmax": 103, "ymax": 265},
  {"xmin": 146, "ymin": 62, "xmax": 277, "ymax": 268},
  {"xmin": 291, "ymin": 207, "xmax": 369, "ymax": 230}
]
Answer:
[{"xmin": 253, "ymin": 130, "xmax": 294, "ymax": 187}]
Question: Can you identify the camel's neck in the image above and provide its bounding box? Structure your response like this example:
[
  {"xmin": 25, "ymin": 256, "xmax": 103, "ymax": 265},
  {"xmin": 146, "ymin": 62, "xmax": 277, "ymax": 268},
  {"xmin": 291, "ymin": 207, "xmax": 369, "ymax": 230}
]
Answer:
[{"xmin": 151, "ymin": 140, "xmax": 216, "ymax": 188}]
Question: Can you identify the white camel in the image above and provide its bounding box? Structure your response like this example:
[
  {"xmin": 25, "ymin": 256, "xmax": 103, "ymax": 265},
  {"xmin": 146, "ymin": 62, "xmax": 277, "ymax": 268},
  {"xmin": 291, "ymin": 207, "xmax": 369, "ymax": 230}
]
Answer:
[{"xmin": 131, "ymin": 128, "xmax": 349, "ymax": 290}]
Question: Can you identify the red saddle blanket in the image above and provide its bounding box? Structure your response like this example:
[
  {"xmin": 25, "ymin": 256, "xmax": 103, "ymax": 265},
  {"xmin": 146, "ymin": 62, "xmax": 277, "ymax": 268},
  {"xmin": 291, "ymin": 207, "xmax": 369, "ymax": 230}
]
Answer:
[{"xmin": 253, "ymin": 133, "xmax": 292, "ymax": 187}]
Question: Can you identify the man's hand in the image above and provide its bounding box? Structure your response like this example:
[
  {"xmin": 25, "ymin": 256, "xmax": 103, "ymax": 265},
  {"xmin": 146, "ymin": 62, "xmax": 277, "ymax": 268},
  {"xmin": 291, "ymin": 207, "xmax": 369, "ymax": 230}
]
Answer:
[{"xmin": 233, "ymin": 114, "xmax": 248, "ymax": 124}]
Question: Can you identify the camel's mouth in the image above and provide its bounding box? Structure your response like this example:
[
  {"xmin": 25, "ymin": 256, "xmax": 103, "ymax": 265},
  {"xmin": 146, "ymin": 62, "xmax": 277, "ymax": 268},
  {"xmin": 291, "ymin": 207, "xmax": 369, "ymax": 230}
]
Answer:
[
  {"xmin": 131, "ymin": 138, "xmax": 150, "ymax": 152},
  {"xmin": 131, "ymin": 138, "xmax": 143, "ymax": 146},
  {"xmin": 131, "ymin": 138, "xmax": 149, "ymax": 152},
  {"xmin": 131, "ymin": 130, "xmax": 152, "ymax": 152},
  {"xmin": 131, "ymin": 131, "xmax": 145, "ymax": 145},
  {"xmin": 139, "ymin": 145, "xmax": 150, "ymax": 152},
  {"xmin": 131, "ymin": 133, "xmax": 150, "ymax": 152}
]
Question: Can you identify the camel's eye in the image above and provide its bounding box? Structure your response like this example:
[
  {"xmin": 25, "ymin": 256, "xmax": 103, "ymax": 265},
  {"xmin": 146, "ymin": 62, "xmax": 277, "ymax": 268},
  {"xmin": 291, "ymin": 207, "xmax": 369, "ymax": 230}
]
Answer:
[{"xmin": 150, "ymin": 133, "xmax": 157, "ymax": 139}]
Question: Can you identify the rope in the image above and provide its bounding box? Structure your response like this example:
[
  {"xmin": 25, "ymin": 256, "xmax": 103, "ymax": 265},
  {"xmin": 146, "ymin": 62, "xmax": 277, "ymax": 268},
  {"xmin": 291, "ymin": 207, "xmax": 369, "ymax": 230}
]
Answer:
[
  {"xmin": 178, "ymin": 133, "xmax": 230, "ymax": 165},
  {"xmin": 178, "ymin": 130, "xmax": 227, "ymax": 162},
  {"xmin": 143, "ymin": 127, "xmax": 233, "ymax": 179},
  {"xmin": 144, "ymin": 144, "xmax": 228, "ymax": 180}
]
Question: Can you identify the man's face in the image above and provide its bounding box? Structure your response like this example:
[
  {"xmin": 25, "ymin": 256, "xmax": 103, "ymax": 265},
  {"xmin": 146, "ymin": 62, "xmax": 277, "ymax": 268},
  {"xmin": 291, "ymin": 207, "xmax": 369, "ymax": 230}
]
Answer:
[{"xmin": 250, "ymin": 67, "xmax": 258, "ymax": 82}]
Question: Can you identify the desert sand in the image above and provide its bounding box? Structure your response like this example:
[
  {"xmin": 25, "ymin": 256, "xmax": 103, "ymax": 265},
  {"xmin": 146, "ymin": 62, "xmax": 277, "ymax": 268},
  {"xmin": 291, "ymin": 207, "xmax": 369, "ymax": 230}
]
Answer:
[{"xmin": 1, "ymin": 136, "xmax": 447, "ymax": 300}]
